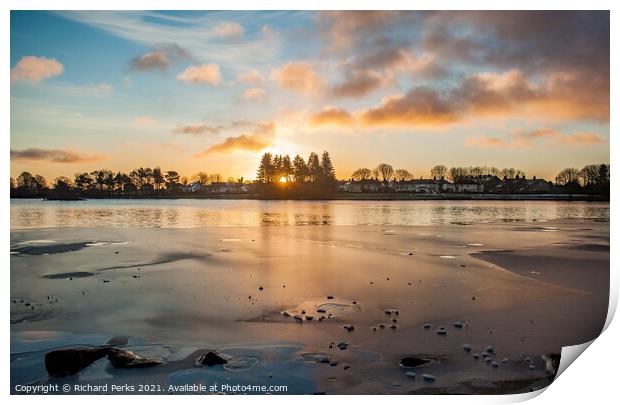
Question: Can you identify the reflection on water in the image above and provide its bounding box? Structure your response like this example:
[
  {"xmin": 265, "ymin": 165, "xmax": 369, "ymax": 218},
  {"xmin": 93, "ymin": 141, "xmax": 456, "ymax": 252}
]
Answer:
[{"xmin": 10, "ymin": 199, "xmax": 609, "ymax": 229}]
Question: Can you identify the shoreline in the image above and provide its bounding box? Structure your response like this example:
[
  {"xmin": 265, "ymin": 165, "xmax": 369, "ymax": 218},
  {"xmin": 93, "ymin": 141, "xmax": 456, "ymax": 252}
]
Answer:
[{"xmin": 10, "ymin": 193, "xmax": 609, "ymax": 202}]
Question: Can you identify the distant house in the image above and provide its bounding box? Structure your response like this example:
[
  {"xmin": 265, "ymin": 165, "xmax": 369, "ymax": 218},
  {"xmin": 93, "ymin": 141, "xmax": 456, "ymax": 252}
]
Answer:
[
  {"xmin": 177, "ymin": 182, "xmax": 204, "ymax": 193},
  {"xmin": 454, "ymin": 177, "xmax": 484, "ymax": 193},
  {"xmin": 435, "ymin": 177, "xmax": 456, "ymax": 192},
  {"xmin": 210, "ymin": 182, "xmax": 247, "ymax": 193},
  {"xmin": 340, "ymin": 179, "xmax": 381, "ymax": 192}
]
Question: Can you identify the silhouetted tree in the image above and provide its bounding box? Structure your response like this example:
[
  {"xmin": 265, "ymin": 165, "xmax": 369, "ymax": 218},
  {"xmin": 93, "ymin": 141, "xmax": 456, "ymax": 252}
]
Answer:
[
  {"xmin": 430, "ymin": 165, "xmax": 448, "ymax": 179},
  {"xmin": 555, "ymin": 168, "xmax": 580, "ymax": 185},
  {"xmin": 307, "ymin": 152, "xmax": 321, "ymax": 182},
  {"xmin": 375, "ymin": 163, "xmax": 394, "ymax": 182},
  {"xmin": 394, "ymin": 169, "xmax": 413, "ymax": 181},
  {"xmin": 153, "ymin": 167, "xmax": 164, "ymax": 190},
  {"xmin": 165, "ymin": 171, "xmax": 180, "ymax": 189},
  {"xmin": 351, "ymin": 168, "xmax": 372, "ymax": 181},
  {"xmin": 292, "ymin": 155, "xmax": 308, "ymax": 182},
  {"xmin": 257, "ymin": 153, "xmax": 275, "ymax": 183},
  {"xmin": 320, "ymin": 151, "xmax": 336, "ymax": 183}
]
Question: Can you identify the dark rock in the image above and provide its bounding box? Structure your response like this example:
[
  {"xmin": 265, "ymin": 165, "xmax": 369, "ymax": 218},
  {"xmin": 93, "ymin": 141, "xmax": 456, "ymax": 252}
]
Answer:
[
  {"xmin": 258, "ymin": 287, "xmax": 263, "ymax": 291},
  {"xmin": 343, "ymin": 324, "xmax": 355, "ymax": 332},
  {"xmin": 400, "ymin": 357, "xmax": 431, "ymax": 368},
  {"xmin": 107, "ymin": 348, "xmax": 163, "ymax": 369},
  {"xmin": 45, "ymin": 347, "xmax": 108, "ymax": 377},
  {"xmin": 196, "ymin": 351, "xmax": 228, "ymax": 367},
  {"xmin": 326, "ymin": 296, "xmax": 334, "ymax": 300}
]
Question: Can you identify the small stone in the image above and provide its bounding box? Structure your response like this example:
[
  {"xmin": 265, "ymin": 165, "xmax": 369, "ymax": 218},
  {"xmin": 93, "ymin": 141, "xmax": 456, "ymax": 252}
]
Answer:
[
  {"xmin": 317, "ymin": 308, "xmax": 326, "ymax": 313},
  {"xmin": 305, "ymin": 316, "xmax": 314, "ymax": 321},
  {"xmin": 492, "ymin": 361, "xmax": 499, "ymax": 367},
  {"xmin": 453, "ymin": 321, "xmax": 463, "ymax": 328},
  {"xmin": 343, "ymin": 363, "xmax": 351, "ymax": 370},
  {"xmin": 282, "ymin": 311, "xmax": 291, "ymax": 317},
  {"xmin": 405, "ymin": 371, "xmax": 416, "ymax": 379},
  {"xmin": 473, "ymin": 353, "xmax": 480, "ymax": 360},
  {"xmin": 423, "ymin": 323, "xmax": 431, "ymax": 329},
  {"xmin": 502, "ymin": 358, "xmax": 508, "ymax": 363},
  {"xmin": 343, "ymin": 324, "xmax": 355, "ymax": 332},
  {"xmin": 390, "ymin": 324, "xmax": 397, "ymax": 330},
  {"xmin": 326, "ymin": 295, "xmax": 334, "ymax": 300},
  {"xmin": 293, "ymin": 315, "xmax": 303, "ymax": 322},
  {"xmin": 422, "ymin": 374, "xmax": 436, "ymax": 382},
  {"xmin": 485, "ymin": 345, "xmax": 496, "ymax": 354},
  {"xmin": 301, "ymin": 310, "xmax": 306, "ymax": 315},
  {"xmin": 258, "ymin": 287, "xmax": 263, "ymax": 291},
  {"xmin": 462, "ymin": 344, "xmax": 471, "ymax": 352},
  {"xmin": 529, "ymin": 364, "xmax": 535, "ymax": 370},
  {"xmin": 329, "ymin": 360, "xmax": 338, "ymax": 367},
  {"xmin": 195, "ymin": 351, "xmax": 228, "ymax": 367},
  {"xmin": 103, "ymin": 280, "xmax": 110, "ymax": 283},
  {"xmin": 379, "ymin": 324, "xmax": 386, "ymax": 329}
]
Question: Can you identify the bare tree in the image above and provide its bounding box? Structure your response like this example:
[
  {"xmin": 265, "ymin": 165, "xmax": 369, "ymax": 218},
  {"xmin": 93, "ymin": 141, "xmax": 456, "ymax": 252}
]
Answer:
[
  {"xmin": 375, "ymin": 163, "xmax": 394, "ymax": 182},
  {"xmin": 430, "ymin": 165, "xmax": 448, "ymax": 179},
  {"xmin": 351, "ymin": 168, "xmax": 372, "ymax": 181}
]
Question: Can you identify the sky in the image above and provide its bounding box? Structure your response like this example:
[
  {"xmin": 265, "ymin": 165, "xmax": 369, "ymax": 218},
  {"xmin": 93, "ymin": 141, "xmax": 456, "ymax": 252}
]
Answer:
[{"xmin": 10, "ymin": 11, "xmax": 610, "ymax": 182}]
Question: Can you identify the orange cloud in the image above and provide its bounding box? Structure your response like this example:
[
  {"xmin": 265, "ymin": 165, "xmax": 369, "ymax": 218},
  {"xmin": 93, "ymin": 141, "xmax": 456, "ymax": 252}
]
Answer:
[
  {"xmin": 129, "ymin": 44, "xmax": 191, "ymax": 72},
  {"xmin": 359, "ymin": 88, "xmax": 460, "ymax": 127},
  {"xmin": 177, "ymin": 64, "xmax": 221, "ymax": 85},
  {"xmin": 242, "ymin": 88, "xmax": 266, "ymax": 101},
  {"xmin": 173, "ymin": 124, "xmax": 223, "ymax": 135},
  {"xmin": 465, "ymin": 128, "xmax": 606, "ymax": 148},
  {"xmin": 310, "ymin": 106, "xmax": 355, "ymax": 127},
  {"xmin": 237, "ymin": 68, "xmax": 264, "ymax": 85},
  {"xmin": 330, "ymin": 69, "xmax": 384, "ymax": 98},
  {"xmin": 197, "ymin": 122, "xmax": 276, "ymax": 155},
  {"xmin": 132, "ymin": 116, "xmax": 155, "ymax": 125},
  {"xmin": 10, "ymin": 148, "xmax": 103, "ymax": 163},
  {"xmin": 271, "ymin": 61, "xmax": 325, "ymax": 94},
  {"xmin": 11, "ymin": 56, "xmax": 63, "ymax": 83}
]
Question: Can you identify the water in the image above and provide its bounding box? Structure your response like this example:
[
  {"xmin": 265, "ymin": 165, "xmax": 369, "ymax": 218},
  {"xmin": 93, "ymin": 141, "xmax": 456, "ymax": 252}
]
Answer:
[{"xmin": 10, "ymin": 199, "xmax": 609, "ymax": 229}]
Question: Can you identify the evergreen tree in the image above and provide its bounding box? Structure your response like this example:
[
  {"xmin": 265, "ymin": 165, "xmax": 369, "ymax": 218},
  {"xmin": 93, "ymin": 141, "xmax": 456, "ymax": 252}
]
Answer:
[
  {"xmin": 293, "ymin": 155, "xmax": 308, "ymax": 182},
  {"xmin": 257, "ymin": 153, "xmax": 274, "ymax": 183},
  {"xmin": 307, "ymin": 152, "xmax": 321, "ymax": 183},
  {"xmin": 320, "ymin": 151, "xmax": 336, "ymax": 182}
]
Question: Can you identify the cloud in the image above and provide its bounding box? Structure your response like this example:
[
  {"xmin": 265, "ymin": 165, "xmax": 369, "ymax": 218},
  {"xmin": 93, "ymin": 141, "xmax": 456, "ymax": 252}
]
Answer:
[
  {"xmin": 242, "ymin": 88, "xmax": 266, "ymax": 100},
  {"xmin": 129, "ymin": 44, "xmax": 191, "ymax": 71},
  {"xmin": 330, "ymin": 70, "xmax": 385, "ymax": 98},
  {"xmin": 310, "ymin": 106, "xmax": 355, "ymax": 127},
  {"xmin": 359, "ymin": 87, "xmax": 460, "ymax": 127},
  {"xmin": 177, "ymin": 63, "xmax": 221, "ymax": 85},
  {"xmin": 317, "ymin": 11, "xmax": 403, "ymax": 51},
  {"xmin": 261, "ymin": 24, "xmax": 280, "ymax": 38},
  {"xmin": 197, "ymin": 122, "xmax": 275, "ymax": 155},
  {"xmin": 465, "ymin": 128, "xmax": 606, "ymax": 148},
  {"xmin": 132, "ymin": 116, "xmax": 155, "ymax": 125},
  {"xmin": 237, "ymin": 68, "xmax": 264, "ymax": 85},
  {"xmin": 173, "ymin": 124, "xmax": 224, "ymax": 135},
  {"xmin": 172, "ymin": 120, "xmax": 253, "ymax": 136},
  {"xmin": 271, "ymin": 61, "xmax": 325, "ymax": 94},
  {"xmin": 10, "ymin": 148, "xmax": 103, "ymax": 163},
  {"xmin": 318, "ymin": 68, "xmax": 607, "ymax": 128},
  {"xmin": 11, "ymin": 56, "xmax": 63, "ymax": 83},
  {"xmin": 213, "ymin": 22, "xmax": 244, "ymax": 39}
]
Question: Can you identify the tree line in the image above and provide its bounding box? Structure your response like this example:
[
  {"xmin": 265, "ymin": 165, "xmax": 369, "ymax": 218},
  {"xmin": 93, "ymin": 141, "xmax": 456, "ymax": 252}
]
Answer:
[
  {"xmin": 256, "ymin": 151, "xmax": 336, "ymax": 184},
  {"xmin": 9, "ymin": 167, "xmax": 235, "ymax": 198}
]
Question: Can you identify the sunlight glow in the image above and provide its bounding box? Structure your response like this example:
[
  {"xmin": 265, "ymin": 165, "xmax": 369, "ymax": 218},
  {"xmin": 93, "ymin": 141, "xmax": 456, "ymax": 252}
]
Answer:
[{"xmin": 279, "ymin": 176, "xmax": 288, "ymax": 183}]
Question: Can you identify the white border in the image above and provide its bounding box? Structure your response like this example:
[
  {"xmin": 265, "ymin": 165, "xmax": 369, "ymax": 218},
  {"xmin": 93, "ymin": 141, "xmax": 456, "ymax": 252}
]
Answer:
[{"xmin": 2, "ymin": 1, "xmax": 616, "ymax": 404}]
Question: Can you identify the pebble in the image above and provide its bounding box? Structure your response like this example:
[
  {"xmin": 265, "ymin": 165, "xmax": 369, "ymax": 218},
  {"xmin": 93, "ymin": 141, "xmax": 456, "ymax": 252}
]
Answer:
[
  {"xmin": 492, "ymin": 361, "xmax": 499, "ymax": 367},
  {"xmin": 462, "ymin": 344, "xmax": 472, "ymax": 352},
  {"xmin": 103, "ymin": 280, "xmax": 110, "ymax": 283},
  {"xmin": 305, "ymin": 316, "xmax": 314, "ymax": 321},
  {"xmin": 405, "ymin": 371, "xmax": 416, "ymax": 379},
  {"xmin": 337, "ymin": 341, "xmax": 349, "ymax": 350},
  {"xmin": 326, "ymin": 296, "xmax": 334, "ymax": 300},
  {"xmin": 379, "ymin": 324, "xmax": 386, "ymax": 329},
  {"xmin": 485, "ymin": 345, "xmax": 496, "ymax": 354},
  {"xmin": 423, "ymin": 323, "xmax": 431, "ymax": 329},
  {"xmin": 436, "ymin": 327, "xmax": 447, "ymax": 336},
  {"xmin": 390, "ymin": 325, "xmax": 397, "ymax": 330},
  {"xmin": 502, "ymin": 358, "xmax": 508, "ymax": 363},
  {"xmin": 453, "ymin": 322, "xmax": 463, "ymax": 328},
  {"xmin": 343, "ymin": 363, "xmax": 351, "ymax": 370},
  {"xmin": 282, "ymin": 311, "xmax": 291, "ymax": 317},
  {"xmin": 329, "ymin": 360, "xmax": 339, "ymax": 367},
  {"xmin": 529, "ymin": 364, "xmax": 535, "ymax": 370},
  {"xmin": 258, "ymin": 287, "xmax": 263, "ymax": 291},
  {"xmin": 422, "ymin": 374, "xmax": 436, "ymax": 382},
  {"xmin": 473, "ymin": 353, "xmax": 480, "ymax": 360},
  {"xmin": 343, "ymin": 324, "xmax": 355, "ymax": 332},
  {"xmin": 293, "ymin": 315, "xmax": 303, "ymax": 322},
  {"xmin": 314, "ymin": 354, "xmax": 330, "ymax": 364}
]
